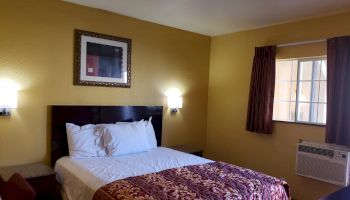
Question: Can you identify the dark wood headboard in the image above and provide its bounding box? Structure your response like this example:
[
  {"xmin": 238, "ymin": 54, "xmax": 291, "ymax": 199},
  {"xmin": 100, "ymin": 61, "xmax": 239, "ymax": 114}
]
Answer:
[{"xmin": 51, "ymin": 106, "xmax": 163, "ymax": 166}]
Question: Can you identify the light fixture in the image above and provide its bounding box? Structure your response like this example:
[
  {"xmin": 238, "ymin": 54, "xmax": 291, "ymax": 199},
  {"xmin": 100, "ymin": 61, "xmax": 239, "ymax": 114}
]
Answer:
[
  {"xmin": 0, "ymin": 79, "xmax": 19, "ymax": 116},
  {"xmin": 166, "ymin": 88, "xmax": 183, "ymax": 113}
]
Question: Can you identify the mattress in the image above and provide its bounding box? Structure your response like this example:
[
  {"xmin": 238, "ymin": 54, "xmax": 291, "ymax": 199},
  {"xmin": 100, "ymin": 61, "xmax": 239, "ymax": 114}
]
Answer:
[{"xmin": 55, "ymin": 147, "xmax": 213, "ymax": 200}]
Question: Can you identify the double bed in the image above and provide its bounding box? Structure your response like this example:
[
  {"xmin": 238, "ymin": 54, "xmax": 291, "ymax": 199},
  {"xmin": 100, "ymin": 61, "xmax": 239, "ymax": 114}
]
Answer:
[{"xmin": 51, "ymin": 106, "xmax": 290, "ymax": 200}]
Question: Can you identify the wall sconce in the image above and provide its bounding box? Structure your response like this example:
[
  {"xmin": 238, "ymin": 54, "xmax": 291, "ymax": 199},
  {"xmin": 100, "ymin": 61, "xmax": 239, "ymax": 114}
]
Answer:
[
  {"xmin": 0, "ymin": 80, "xmax": 19, "ymax": 116},
  {"xmin": 166, "ymin": 88, "xmax": 183, "ymax": 113},
  {"xmin": 168, "ymin": 96, "xmax": 183, "ymax": 113}
]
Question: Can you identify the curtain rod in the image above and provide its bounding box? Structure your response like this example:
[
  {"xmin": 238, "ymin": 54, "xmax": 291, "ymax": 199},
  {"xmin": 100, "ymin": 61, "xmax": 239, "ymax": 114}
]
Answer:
[{"xmin": 277, "ymin": 39, "xmax": 326, "ymax": 48}]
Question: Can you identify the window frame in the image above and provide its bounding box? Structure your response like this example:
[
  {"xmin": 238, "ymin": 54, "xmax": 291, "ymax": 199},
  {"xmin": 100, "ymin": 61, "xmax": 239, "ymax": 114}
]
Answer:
[{"xmin": 273, "ymin": 57, "xmax": 327, "ymax": 126}]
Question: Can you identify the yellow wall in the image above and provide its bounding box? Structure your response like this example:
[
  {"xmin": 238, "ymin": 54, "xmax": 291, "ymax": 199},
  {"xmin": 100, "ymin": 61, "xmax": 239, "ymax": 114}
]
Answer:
[
  {"xmin": 0, "ymin": 0, "xmax": 211, "ymax": 166},
  {"xmin": 206, "ymin": 12, "xmax": 350, "ymax": 200}
]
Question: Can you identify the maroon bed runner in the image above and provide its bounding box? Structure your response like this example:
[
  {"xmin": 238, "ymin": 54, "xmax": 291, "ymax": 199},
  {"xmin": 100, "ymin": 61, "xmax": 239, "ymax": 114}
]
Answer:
[{"xmin": 93, "ymin": 162, "xmax": 290, "ymax": 200}]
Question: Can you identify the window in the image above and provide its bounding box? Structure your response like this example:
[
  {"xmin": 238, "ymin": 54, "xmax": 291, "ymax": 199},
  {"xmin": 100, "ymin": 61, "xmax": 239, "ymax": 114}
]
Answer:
[{"xmin": 273, "ymin": 58, "xmax": 327, "ymax": 125}]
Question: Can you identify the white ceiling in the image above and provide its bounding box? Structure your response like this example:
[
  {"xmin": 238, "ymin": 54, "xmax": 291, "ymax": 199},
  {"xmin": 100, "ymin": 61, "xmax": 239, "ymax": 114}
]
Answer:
[{"xmin": 64, "ymin": 0, "xmax": 350, "ymax": 36}]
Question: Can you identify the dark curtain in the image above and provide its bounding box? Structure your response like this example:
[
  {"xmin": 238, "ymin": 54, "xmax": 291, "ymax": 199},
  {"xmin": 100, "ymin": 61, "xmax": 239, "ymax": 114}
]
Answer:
[
  {"xmin": 325, "ymin": 36, "xmax": 350, "ymax": 146},
  {"xmin": 246, "ymin": 46, "xmax": 276, "ymax": 134}
]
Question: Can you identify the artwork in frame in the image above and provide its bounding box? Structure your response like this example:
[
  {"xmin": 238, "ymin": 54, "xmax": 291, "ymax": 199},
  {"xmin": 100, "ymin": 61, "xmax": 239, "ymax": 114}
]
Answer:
[{"xmin": 74, "ymin": 29, "xmax": 131, "ymax": 88}]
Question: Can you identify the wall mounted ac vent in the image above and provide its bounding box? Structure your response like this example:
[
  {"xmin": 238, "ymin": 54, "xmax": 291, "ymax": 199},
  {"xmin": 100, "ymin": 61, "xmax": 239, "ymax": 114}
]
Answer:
[{"xmin": 296, "ymin": 140, "xmax": 350, "ymax": 186}]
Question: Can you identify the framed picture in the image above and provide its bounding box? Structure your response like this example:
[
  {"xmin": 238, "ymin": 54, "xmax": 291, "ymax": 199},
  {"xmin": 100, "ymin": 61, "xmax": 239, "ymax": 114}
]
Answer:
[{"xmin": 74, "ymin": 29, "xmax": 131, "ymax": 88}]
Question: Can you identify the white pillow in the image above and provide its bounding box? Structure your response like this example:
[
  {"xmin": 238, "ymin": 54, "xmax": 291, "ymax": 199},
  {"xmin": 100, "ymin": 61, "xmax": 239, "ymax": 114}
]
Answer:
[
  {"xmin": 115, "ymin": 117, "xmax": 157, "ymax": 148},
  {"xmin": 144, "ymin": 117, "xmax": 157, "ymax": 148},
  {"xmin": 66, "ymin": 123, "xmax": 107, "ymax": 158},
  {"xmin": 103, "ymin": 122, "xmax": 151, "ymax": 156}
]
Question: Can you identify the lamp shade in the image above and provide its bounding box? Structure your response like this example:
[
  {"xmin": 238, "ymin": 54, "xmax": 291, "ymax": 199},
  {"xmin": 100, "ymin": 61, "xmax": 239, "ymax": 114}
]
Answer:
[
  {"xmin": 168, "ymin": 96, "xmax": 183, "ymax": 109},
  {"xmin": 0, "ymin": 91, "xmax": 17, "ymax": 108},
  {"xmin": 0, "ymin": 80, "xmax": 18, "ymax": 109}
]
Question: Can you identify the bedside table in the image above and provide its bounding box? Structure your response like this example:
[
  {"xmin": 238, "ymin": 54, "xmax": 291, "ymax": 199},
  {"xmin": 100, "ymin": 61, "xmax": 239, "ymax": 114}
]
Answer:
[
  {"xmin": 168, "ymin": 145, "xmax": 203, "ymax": 157},
  {"xmin": 0, "ymin": 163, "xmax": 61, "ymax": 200}
]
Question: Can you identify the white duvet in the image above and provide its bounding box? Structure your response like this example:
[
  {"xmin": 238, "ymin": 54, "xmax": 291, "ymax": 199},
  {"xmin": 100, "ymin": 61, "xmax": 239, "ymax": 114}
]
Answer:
[{"xmin": 55, "ymin": 147, "xmax": 213, "ymax": 200}]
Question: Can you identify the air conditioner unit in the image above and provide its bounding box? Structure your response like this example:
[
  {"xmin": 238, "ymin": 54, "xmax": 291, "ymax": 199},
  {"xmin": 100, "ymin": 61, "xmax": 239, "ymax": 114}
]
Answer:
[{"xmin": 296, "ymin": 140, "xmax": 350, "ymax": 186}]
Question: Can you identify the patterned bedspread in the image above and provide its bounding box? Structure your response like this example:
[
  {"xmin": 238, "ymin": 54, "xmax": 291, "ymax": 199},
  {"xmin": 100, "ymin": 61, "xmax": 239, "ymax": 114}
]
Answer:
[{"xmin": 93, "ymin": 162, "xmax": 290, "ymax": 200}]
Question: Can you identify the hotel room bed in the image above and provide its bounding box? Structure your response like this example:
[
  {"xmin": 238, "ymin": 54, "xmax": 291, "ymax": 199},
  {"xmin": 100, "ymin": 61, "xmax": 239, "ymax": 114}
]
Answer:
[
  {"xmin": 55, "ymin": 147, "xmax": 212, "ymax": 200},
  {"xmin": 51, "ymin": 106, "xmax": 290, "ymax": 200}
]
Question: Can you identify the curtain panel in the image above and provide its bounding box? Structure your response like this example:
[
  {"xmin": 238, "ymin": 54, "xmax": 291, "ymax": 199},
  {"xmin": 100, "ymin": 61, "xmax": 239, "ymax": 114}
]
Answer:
[
  {"xmin": 326, "ymin": 36, "xmax": 350, "ymax": 147},
  {"xmin": 246, "ymin": 46, "xmax": 276, "ymax": 134}
]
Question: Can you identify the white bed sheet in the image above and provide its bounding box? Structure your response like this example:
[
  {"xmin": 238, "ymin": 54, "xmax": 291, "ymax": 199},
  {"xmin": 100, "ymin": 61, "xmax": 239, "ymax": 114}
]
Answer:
[{"xmin": 55, "ymin": 147, "xmax": 212, "ymax": 200}]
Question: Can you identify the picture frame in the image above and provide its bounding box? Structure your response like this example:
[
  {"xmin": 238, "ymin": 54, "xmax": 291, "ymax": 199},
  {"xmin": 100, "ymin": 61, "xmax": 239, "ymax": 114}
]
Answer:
[{"xmin": 74, "ymin": 29, "xmax": 131, "ymax": 88}]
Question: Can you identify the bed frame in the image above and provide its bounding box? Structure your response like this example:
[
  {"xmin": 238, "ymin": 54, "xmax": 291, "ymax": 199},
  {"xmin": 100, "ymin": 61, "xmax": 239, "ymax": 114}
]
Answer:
[{"xmin": 50, "ymin": 105, "xmax": 163, "ymax": 166}]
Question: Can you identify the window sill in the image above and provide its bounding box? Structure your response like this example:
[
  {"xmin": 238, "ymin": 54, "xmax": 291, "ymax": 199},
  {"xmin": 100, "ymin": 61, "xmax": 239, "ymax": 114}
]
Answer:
[{"xmin": 273, "ymin": 120, "xmax": 326, "ymax": 127}]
